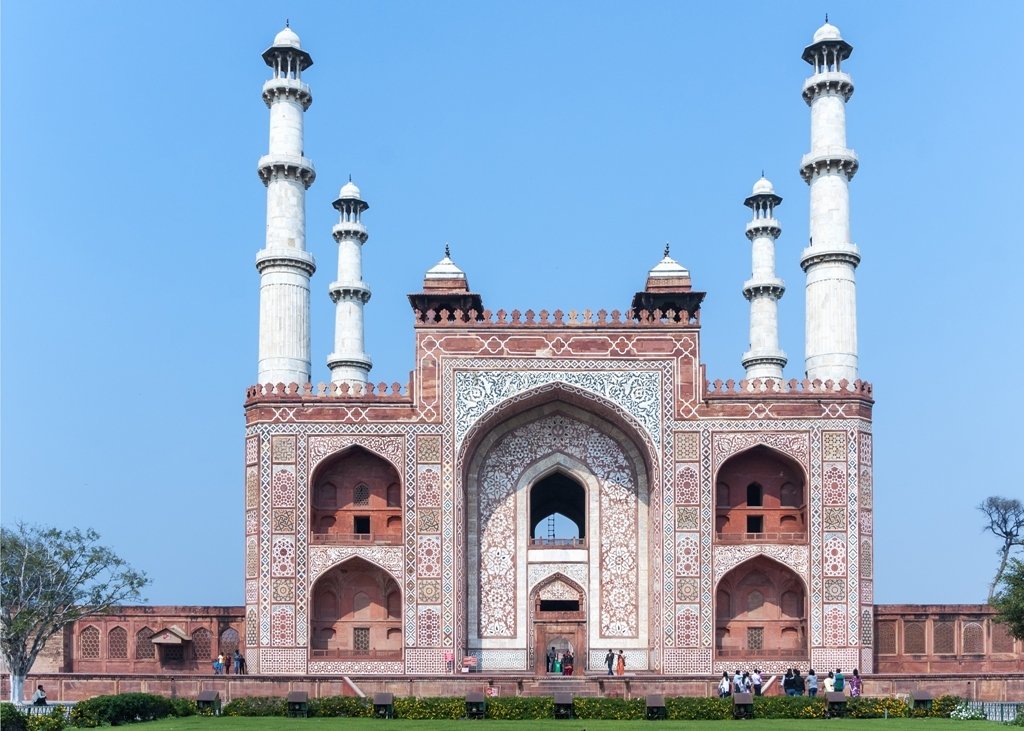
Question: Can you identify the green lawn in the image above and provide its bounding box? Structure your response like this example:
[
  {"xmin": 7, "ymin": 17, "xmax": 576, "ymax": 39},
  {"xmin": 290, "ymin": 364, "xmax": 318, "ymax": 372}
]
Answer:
[{"xmin": 144, "ymin": 719, "xmax": 994, "ymax": 731}]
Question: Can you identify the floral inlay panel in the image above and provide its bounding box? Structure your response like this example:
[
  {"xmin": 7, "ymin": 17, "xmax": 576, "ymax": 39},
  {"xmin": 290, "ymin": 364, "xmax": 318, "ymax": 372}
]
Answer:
[
  {"xmin": 455, "ymin": 369, "xmax": 661, "ymax": 452},
  {"xmin": 712, "ymin": 544, "xmax": 809, "ymax": 584},
  {"xmin": 476, "ymin": 413, "xmax": 640, "ymax": 637}
]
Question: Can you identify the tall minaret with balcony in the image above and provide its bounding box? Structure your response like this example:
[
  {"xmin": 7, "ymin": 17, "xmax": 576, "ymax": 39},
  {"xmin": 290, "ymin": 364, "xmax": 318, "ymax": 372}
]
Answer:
[
  {"xmin": 327, "ymin": 180, "xmax": 373, "ymax": 388},
  {"xmin": 742, "ymin": 176, "xmax": 787, "ymax": 381},
  {"xmin": 800, "ymin": 19, "xmax": 860, "ymax": 383},
  {"xmin": 256, "ymin": 24, "xmax": 316, "ymax": 386}
]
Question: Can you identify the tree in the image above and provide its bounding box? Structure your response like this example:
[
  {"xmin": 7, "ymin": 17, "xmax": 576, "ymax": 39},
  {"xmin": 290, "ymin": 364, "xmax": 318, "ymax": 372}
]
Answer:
[
  {"xmin": 1, "ymin": 523, "xmax": 148, "ymax": 703},
  {"xmin": 979, "ymin": 496, "xmax": 1024, "ymax": 601},
  {"xmin": 991, "ymin": 557, "xmax": 1024, "ymax": 640}
]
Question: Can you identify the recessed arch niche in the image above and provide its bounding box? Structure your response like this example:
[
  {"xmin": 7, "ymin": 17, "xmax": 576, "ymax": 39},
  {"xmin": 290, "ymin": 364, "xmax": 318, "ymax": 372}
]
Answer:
[
  {"xmin": 714, "ymin": 556, "xmax": 806, "ymax": 660},
  {"xmin": 311, "ymin": 446, "xmax": 402, "ymax": 544},
  {"xmin": 309, "ymin": 557, "xmax": 402, "ymax": 660},
  {"xmin": 715, "ymin": 446, "xmax": 807, "ymax": 542}
]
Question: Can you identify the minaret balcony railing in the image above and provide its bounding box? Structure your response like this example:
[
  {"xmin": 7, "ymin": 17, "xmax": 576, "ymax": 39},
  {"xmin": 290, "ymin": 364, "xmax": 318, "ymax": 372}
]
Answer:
[
  {"xmin": 262, "ymin": 77, "xmax": 312, "ymax": 109},
  {"xmin": 744, "ymin": 219, "xmax": 781, "ymax": 239},
  {"xmin": 802, "ymin": 71, "xmax": 853, "ymax": 103},
  {"xmin": 332, "ymin": 222, "xmax": 368, "ymax": 242},
  {"xmin": 255, "ymin": 248, "xmax": 317, "ymax": 275},
  {"xmin": 328, "ymin": 282, "xmax": 372, "ymax": 304},
  {"xmin": 799, "ymin": 148, "xmax": 858, "ymax": 183},
  {"xmin": 800, "ymin": 242, "xmax": 861, "ymax": 271},
  {"xmin": 742, "ymin": 278, "xmax": 785, "ymax": 300},
  {"xmin": 257, "ymin": 153, "xmax": 316, "ymax": 188}
]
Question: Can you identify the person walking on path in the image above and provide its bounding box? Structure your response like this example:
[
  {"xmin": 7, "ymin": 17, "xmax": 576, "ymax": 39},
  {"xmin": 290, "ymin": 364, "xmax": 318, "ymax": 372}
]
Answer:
[
  {"xmin": 615, "ymin": 650, "xmax": 626, "ymax": 676},
  {"xmin": 605, "ymin": 649, "xmax": 615, "ymax": 676}
]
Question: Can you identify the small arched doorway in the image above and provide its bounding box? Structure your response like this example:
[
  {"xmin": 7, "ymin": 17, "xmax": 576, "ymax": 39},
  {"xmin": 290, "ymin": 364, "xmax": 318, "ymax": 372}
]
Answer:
[
  {"xmin": 530, "ymin": 470, "xmax": 586, "ymax": 546},
  {"xmin": 531, "ymin": 575, "xmax": 586, "ymax": 675}
]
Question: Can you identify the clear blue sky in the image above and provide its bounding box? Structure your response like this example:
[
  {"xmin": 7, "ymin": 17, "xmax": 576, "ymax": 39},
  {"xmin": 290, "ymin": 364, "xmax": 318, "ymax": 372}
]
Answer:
[{"xmin": 2, "ymin": 1, "xmax": 1021, "ymax": 606}]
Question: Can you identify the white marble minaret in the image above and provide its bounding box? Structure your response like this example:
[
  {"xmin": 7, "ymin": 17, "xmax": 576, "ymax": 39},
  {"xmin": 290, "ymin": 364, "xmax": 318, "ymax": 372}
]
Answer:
[
  {"xmin": 742, "ymin": 176, "xmax": 787, "ymax": 381},
  {"xmin": 800, "ymin": 19, "xmax": 860, "ymax": 383},
  {"xmin": 327, "ymin": 180, "xmax": 373, "ymax": 387},
  {"xmin": 256, "ymin": 24, "xmax": 316, "ymax": 386}
]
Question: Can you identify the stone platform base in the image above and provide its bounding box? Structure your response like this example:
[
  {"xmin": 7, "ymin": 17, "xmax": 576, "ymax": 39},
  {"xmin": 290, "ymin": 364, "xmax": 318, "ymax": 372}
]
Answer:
[{"xmin": 3, "ymin": 672, "xmax": 1020, "ymax": 704}]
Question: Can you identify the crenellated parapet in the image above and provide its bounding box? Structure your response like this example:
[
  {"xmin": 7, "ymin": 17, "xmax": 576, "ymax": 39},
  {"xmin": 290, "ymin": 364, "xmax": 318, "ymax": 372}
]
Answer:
[
  {"xmin": 246, "ymin": 380, "xmax": 411, "ymax": 402},
  {"xmin": 706, "ymin": 376, "xmax": 873, "ymax": 396},
  {"xmin": 413, "ymin": 307, "xmax": 700, "ymax": 327}
]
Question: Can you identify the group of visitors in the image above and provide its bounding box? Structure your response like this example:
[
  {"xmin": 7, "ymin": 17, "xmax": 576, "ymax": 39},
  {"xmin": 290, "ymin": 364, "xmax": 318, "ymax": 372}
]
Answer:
[
  {"xmin": 718, "ymin": 667, "xmax": 862, "ymax": 697},
  {"xmin": 545, "ymin": 647, "xmax": 575, "ymax": 675},
  {"xmin": 212, "ymin": 649, "xmax": 247, "ymax": 675},
  {"xmin": 784, "ymin": 668, "xmax": 862, "ymax": 697},
  {"xmin": 717, "ymin": 669, "xmax": 764, "ymax": 697}
]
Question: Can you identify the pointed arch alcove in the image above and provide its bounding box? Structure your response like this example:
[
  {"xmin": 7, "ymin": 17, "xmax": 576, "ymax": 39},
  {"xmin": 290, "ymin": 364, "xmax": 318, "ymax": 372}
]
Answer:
[
  {"xmin": 715, "ymin": 445, "xmax": 807, "ymax": 542},
  {"xmin": 715, "ymin": 556, "xmax": 807, "ymax": 662},
  {"xmin": 311, "ymin": 445, "xmax": 402, "ymax": 545},
  {"xmin": 310, "ymin": 557, "xmax": 402, "ymax": 661}
]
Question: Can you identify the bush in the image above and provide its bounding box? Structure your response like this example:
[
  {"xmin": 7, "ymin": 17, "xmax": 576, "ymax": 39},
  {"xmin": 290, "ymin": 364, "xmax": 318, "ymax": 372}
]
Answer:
[
  {"xmin": 753, "ymin": 695, "xmax": 822, "ymax": 719},
  {"xmin": 222, "ymin": 696, "xmax": 286, "ymax": 717},
  {"xmin": 572, "ymin": 697, "xmax": 645, "ymax": 720},
  {"xmin": 26, "ymin": 707, "xmax": 68, "ymax": 731},
  {"xmin": 69, "ymin": 693, "xmax": 174, "ymax": 727},
  {"xmin": 664, "ymin": 697, "xmax": 731, "ymax": 720},
  {"xmin": 308, "ymin": 696, "xmax": 370, "ymax": 717},
  {"xmin": 485, "ymin": 696, "xmax": 553, "ymax": 719},
  {"xmin": 392, "ymin": 697, "xmax": 465, "ymax": 720},
  {"xmin": 168, "ymin": 698, "xmax": 197, "ymax": 718},
  {"xmin": 1, "ymin": 703, "xmax": 28, "ymax": 731},
  {"xmin": 847, "ymin": 696, "xmax": 910, "ymax": 718},
  {"xmin": 931, "ymin": 695, "xmax": 964, "ymax": 718}
]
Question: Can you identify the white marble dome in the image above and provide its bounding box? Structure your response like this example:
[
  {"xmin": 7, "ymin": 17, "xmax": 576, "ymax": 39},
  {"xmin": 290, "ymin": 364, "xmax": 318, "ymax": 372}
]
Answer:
[
  {"xmin": 425, "ymin": 249, "xmax": 466, "ymax": 279},
  {"xmin": 752, "ymin": 176, "xmax": 775, "ymax": 196},
  {"xmin": 338, "ymin": 180, "xmax": 362, "ymax": 199},
  {"xmin": 812, "ymin": 21, "xmax": 842, "ymax": 43},
  {"xmin": 274, "ymin": 26, "xmax": 302, "ymax": 50}
]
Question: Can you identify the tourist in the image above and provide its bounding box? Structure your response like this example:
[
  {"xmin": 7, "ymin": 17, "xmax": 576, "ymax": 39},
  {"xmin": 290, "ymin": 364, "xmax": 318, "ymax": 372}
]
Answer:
[
  {"xmin": 615, "ymin": 650, "xmax": 626, "ymax": 676},
  {"xmin": 741, "ymin": 671, "xmax": 752, "ymax": 693},
  {"xmin": 605, "ymin": 649, "xmax": 615, "ymax": 676},
  {"xmin": 718, "ymin": 672, "xmax": 731, "ymax": 698},
  {"xmin": 563, "ymin": 651, "xmax": 573, "ymax": 676},
  {"xmin": 32, "ymin": 685, "xmax": 47, "ymax": 706},
  {"xmin": 552, "ymin": 653, "xmax": 562, "ymax": 674},
  {"xmin": 792, "ymin": 669, "xmax": 805, "ymax": 696},
  {"xmin": 547, "ymin": 646, "xmax": 555, "ymax": 673},
  {"xmin": 219, "ymin": 652, "xmax": 228, "ymax": 675},
  {"xmin": 233, "ymin": 649, "xmax": 242, "ymax": 674},
  {"xmin": 733, "ymin": 669, "xmax": 744, "ymax": 694},
  {"xmin": 807, "ymin": 669, "xmax": 818, "ymax": 697},
  {"xmin": 848, "ymin": 669, "xmax": 862, "ymax": 697},
  {"xmin": 834, "ymin": 668, "xmax": 845, "ymax": 693},
  {"xmin": 212, "ymin": 657, "xmax": 223, "ymax": 674},
  {"xmin": 783, "ymin": 668, "xmax": 795, "ymax": 696},
  {"xmin": 751, "ymin": 668, "xmax": 763, "ymax": 696},
  {"xmin": 823, "ymin": 671, "xmax": 835, "ymax": 693}
]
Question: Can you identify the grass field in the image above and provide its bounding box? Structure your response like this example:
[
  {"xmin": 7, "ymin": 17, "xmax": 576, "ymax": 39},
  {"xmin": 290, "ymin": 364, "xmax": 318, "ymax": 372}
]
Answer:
[{"xmin": 141, "ymin": 719, "xmax": 994, "ymax": 731}]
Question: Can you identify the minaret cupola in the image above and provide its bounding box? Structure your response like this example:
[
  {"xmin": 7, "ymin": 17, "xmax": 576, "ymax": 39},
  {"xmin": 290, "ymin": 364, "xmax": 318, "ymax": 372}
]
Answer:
[
  {"xmin": 408, "ymin": 245, "xmax": 484, "ymax": 322},
  {"xmin": 631, "ymin": 245, "xmax": 706, "ymax": 323},
  {"xmin": 800, "ymin": 18, "xmax": 861, "ymax": 383},
  {"xmin": 327, "ymin": 179, "xmax": 373, "ymax": 387},
  {"xmin": 255, "ymin": 23, "xmax": 317, "ymax": 387},
  {"xmin": 741, "ymin": 175, "xmax": 787, "ymax": 381}
]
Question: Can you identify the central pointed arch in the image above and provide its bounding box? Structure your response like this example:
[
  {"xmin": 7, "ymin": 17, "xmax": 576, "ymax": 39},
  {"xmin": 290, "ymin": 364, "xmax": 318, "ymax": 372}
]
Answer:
[{"xmin": 460, "ymin": 392, "xmax": 653, "ymax": 672}]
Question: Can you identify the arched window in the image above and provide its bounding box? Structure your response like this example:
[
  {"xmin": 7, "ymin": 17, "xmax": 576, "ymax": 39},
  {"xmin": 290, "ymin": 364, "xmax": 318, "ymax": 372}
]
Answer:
[
  {"xmin": 192, "ymin": 628, "xmax": 212, "ymax": 660},
  {"xmin": 904, "ymin": 622, "xmax": 925, "ymax": 654},
  {"xmin": 747, "ymin": 590, "xmax": 764, "ymax": 612},
  {"xmin": 963, "ymin": 622, "xmax": 984, "ymax": 654},
  {"xmin": 353, "ymin": 483, "xmax": 370, "ymax": 506},
  {"xmin": 747, "ymin": 483, "xmax": 763, "ymax": 507},
  {"xmin": 386, "ymin": 483, "xmax": 401, "ymax": 508},
  {"xmin": 108, "ymin": 627, "xmax": 128, "ymax": 659},
  {"xmin": 530, "ymin": 471, "xmax": 586, "ymax": 544},
  {"xmin": 316, "ymin": 590, "xmax": 339, "ymax": 621},
  {"xmin": 80, "ymin": 626, "xmax": 100, "ymax": 659},
  {"xmin": 315, "ymin": 482, "xmax": 337, "ymax": 508},
  {"xmin": 135, "ymin": 627, "xmax": 155, "ymax": 659},
  {"xmin": 219, "ymin": 628, "xmax": 240, "ymax": 656}
]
